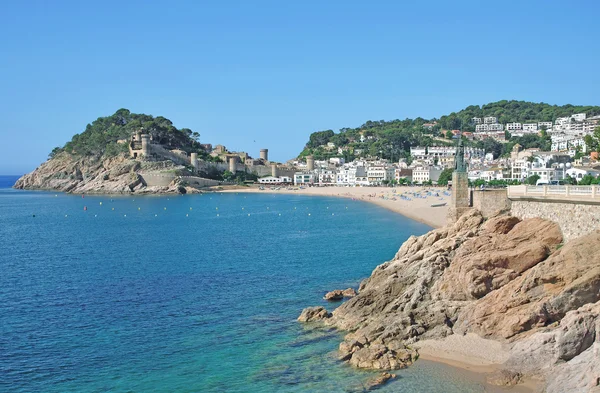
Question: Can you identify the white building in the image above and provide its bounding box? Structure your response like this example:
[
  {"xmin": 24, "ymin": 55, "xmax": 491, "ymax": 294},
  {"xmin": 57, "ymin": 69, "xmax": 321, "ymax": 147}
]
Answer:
[
  {"xmin": 367, "ymin": 166, "xmax": 395, "ymax": 185},
  {"xmin": 336, "ymin": 165, "xmax": 366, "ymax": 185},
  {"xmin": 476, "ymin": 124, "xmax": 489, "ymax": 132},
  {"xmin": 538, "ymin": 121, "xmax": 553, "ymax": 129},
  {"xmin": 566, "ymin": 167, "xmax": 600, "ymax": 181},
  {"xmin": 506, "ymin": 122, "xmax": 522, "ymax": 131},
  {"xmin": 412, "ymin": 166, "xmax": 430, "ymax": 183},
  {"xmin": 484, "ymin": 116, "xmax": 498, "ymax": 124},
  {"xmin": 472, "ymin": 117, "xmax": 482, "ymax": 124},
  {"xmin": 488, "ymin": 123, "xmax": 504, "ymax": 131},
  {"xmin": 294, "ymin": 172, "xmax": 315, "ymax": 185},
  {"xmin": 522, "ymin": 123, "xmax": 538, "ymax": 132},
  {"xmin": 571, "ymin": 113, "xmax": 587, "ymax": 122},
  {"xmin": 410, "ymin": 147, "xmax": 427, "ymax": 159},
  {"xmin": 258, "ymin": 176, "xmax": 292, "ymax": 184},
  {"xmin": 317, "ymin": 169, "xmax": 337, "ymax": 185}
]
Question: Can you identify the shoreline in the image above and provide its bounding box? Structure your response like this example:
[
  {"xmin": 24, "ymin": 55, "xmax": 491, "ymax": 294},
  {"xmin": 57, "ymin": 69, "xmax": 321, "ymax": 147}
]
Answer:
[{"xmin": 218, "ymin": 185, "xmax": 449, "ymax": 228}]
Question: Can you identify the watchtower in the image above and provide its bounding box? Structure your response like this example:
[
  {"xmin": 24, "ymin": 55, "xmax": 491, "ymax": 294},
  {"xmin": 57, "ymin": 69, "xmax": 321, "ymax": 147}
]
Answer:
[
  {"xmin": 260, "ymin": 149, "xmax": 268, "ymax": 161},
  {"xmin": 306, "ymin": 155, "xmax": 315, "ymax": 171},
  {"xmin": 190, "ymin": 152, "xmax": 198, "ymax": 172},
  {"xmin": 271, "ymin": 163, "xmax": 278, "ymax": 177},
  {"xmin": 141, "ymin": 134, "xmax": 150, "ymax": 158}
]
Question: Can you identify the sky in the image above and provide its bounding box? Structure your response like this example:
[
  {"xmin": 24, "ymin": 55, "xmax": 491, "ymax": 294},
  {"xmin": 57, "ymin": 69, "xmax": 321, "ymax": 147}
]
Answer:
[{"xmin": 1, "ymin": 0, "xmax": 599, "ymax": 174}]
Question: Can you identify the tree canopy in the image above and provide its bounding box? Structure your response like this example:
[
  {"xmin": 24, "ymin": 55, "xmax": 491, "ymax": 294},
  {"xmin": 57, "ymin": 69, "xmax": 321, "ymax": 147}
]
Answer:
[{"xmin": 59, "ymin": 109, "xmax": 202, "ymax": 158}]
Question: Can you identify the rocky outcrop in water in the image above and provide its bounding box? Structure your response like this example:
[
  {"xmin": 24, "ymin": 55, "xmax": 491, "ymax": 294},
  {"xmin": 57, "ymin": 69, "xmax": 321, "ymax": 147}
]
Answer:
[
  {"xmin": 323, "ymin": 288, "xmax": 357, "ymax": 301},
  {"xmin": 297, "ymin": 306, "xmax": 331, "ymax": 322},
  {"xmin": 299, "ymin": 209, "xmax": 600, "ymax": 392},
  {"xmin": 14, "ymin": 153, "xmax": 195, "ymax": 194}
]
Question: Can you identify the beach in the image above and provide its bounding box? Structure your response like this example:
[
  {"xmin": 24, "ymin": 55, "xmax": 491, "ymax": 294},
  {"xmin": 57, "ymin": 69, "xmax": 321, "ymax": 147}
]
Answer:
[{"xmin": 220, "ymin": 185, "xmax": 450, "ymax": 228}]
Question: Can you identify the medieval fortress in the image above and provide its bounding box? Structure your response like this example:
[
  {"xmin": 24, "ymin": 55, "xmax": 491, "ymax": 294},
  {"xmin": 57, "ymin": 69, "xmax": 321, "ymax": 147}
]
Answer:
[{"xmin": 126, "ymin": 130, "xmax": 296, "ymax": 186}]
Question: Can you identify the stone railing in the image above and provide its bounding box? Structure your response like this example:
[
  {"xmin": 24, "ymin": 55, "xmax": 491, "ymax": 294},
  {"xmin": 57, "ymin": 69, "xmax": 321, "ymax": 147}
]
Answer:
[{"xmin": 508, "ymin": 185, "xmax": 600, "ymax": 199}]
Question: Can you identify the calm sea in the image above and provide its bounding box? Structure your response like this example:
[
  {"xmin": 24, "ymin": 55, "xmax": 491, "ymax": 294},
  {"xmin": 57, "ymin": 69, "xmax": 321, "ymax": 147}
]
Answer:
[{"xmin": 0, "ymin": 177, "xmax": 492, "ymax": 392}]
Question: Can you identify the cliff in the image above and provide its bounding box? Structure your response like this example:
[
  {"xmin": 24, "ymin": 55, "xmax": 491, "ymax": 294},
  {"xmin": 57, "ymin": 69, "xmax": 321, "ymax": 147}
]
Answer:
[
  {"xmin": 14, "ymin": 152, "xmax": 192, "ymax": 194},
  {"xmin": 301, "ymin": 210, "xmax": 600, "ymax": 392}
]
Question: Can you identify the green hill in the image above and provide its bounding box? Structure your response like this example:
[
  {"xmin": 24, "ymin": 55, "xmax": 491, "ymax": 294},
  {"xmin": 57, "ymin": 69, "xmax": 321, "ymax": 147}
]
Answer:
[
  {"xmin": 53, "ymin": 109, "xmax": 203, "ymax": 159},
  {"xmin": 298, "ymin": 100, "xmax": 600, "ymax": 161}
]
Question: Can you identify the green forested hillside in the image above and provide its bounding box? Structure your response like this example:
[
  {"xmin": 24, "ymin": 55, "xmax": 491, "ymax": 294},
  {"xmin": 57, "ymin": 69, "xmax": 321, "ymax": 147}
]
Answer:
[
  {"xmin": 53, "ymin": 109, "xmax": 202, "ymax": 158},
  {"xmin": 438, "ymin": 100, "xmax": 600, "ymax": 131},
  {"xmin": 298, "ymin": 100, "xmax": 600, "ymax": 161}
]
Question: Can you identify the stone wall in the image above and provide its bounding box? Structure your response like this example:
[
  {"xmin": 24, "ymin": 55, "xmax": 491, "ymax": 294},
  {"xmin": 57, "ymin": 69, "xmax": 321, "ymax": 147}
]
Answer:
[
  {"xmin": 510, "ymin": 198, "xmax": 600, "ymax": 241},
  {"xmin": 472, "ymin": 189, "xmax": 511, "ymax": 218},
  {"xmin": 139, "ymin": 173, "xmax": 176, "ymax": 187}
]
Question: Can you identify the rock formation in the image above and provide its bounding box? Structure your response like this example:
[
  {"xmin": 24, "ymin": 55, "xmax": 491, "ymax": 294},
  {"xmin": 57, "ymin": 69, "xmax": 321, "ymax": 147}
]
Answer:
[
  {"xmin": 297, "ymin": 306, "xmax": 331, "ymax": 322},
  {"xmin": 298, "ymin": 209, "xmax": 600, "ymax": 392},
  {"xmin": 323, "ymin": 288, "xmax": 357, "ymax": 301},
  {"xmin": 14, "ymin": 153, "xmax": 196, "ymax": 194}
]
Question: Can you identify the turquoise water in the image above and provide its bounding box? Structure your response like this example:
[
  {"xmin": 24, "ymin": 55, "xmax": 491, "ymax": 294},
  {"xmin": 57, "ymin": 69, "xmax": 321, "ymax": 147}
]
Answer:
[{"xmin": 0, "ymin": 177, "xmax": 492, "ymax": 392}]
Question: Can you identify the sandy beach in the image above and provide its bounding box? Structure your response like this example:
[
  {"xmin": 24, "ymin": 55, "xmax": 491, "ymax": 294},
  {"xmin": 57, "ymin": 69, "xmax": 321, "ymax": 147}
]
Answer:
[{"xmin": 219, "ymin": 185, "xmax": 450, "ymax": 228}]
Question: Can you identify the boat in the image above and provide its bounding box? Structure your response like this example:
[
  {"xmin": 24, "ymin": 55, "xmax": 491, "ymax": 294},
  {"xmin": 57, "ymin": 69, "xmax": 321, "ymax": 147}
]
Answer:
[{"xmin": 430, "ymin": 202, "xmax": 447, "ymax": 207}]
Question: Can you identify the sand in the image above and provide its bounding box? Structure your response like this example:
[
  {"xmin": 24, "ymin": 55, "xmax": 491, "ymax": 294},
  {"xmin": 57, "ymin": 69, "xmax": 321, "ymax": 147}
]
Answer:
[{"xmin": 219, "ymin": 185, "xmax": 450, "ymax": 228}]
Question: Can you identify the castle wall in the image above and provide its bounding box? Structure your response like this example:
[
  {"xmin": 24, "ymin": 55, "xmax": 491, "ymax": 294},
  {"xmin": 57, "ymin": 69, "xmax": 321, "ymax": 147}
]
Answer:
[{"xmin": 510, "ymin": 198, "xmax": 600, "ymax": 241}]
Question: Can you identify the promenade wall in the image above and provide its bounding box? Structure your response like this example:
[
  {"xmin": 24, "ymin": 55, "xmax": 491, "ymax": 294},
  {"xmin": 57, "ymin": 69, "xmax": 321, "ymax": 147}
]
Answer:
[{"xmin": 510, "ymin": 198, "xmax": 600, "ymax": 241}]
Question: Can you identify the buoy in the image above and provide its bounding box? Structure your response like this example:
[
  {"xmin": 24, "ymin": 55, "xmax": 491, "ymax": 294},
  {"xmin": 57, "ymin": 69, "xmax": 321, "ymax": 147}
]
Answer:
[
  {"xmin": 112, "ymin": 208, "xmax": 115, "ymax": 211},
  {"xmin": 138, "ymin": 207, "xmax": 141, "ymax": 210},
  {"xmin": 65, "ymin": 215, "xmax": 68, "ymax": 217},
  {"xmin": 186, "ymin": 214, "xmax": 189, "ymax": 217},
  {"xmin": 124, "ymin": 214, "xmax": 127, "ymax": 217},
  {"xmin": 308, "ymin": 213, "xmax": 311, "ymax": 216},
  {"xmin": 278, "ymin": 213, "xmax": 281, "ymax": 216},
  {"xmin": 242, "ymin": 207, "xmax": 244, "ymax": 210},
  {"xmin": 99, "ymin": 202, "xmax": 102, "ymax": 205},
  {"xmin": 267, "ymin": 207, "xmax": 269, "ymax": 210},
  {"xmin": 332, "ymin": 213, "xmax": 334, "ymax": 216},
  {"xmin": 217, "ymin": 214, "xmax": 219, "ymax": 217},
  {"xmin": 94, "ymin": 214, "xmax": 97, "ymax": 217},
  {"xmin": 247, "ymin": 213, "xmax": 250, "ymax": 216},
  {"xmin": 190, "ymin": 207, "xmax": 192, "ymax": 210},
  {"xmin": 294, "ymin": 207, "xmax": 296, "ymax": 210},
  {"xmin": 155, "ymin": 214, "xmax": 157, "ymax": 217},
  {"xmin": 164, "ymin": 207, "xmax": 167, "ymax": 210},
  {"xmin": 216, "ymin": 207, "xmax": 218, "ymax": 210},
  {"xmin": 84, "ymin": 206, "xmax": 87, "ymax": 211}
]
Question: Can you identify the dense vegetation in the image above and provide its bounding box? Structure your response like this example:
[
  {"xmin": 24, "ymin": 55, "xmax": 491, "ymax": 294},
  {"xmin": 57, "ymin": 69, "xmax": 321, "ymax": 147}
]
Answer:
[
  {"xmin": 52, "ymin": 109, "xmax": 203, "ymax": 158},
  {"xmin": 299, "ymin": 100, "xmax": 600, "ymax": 161}
]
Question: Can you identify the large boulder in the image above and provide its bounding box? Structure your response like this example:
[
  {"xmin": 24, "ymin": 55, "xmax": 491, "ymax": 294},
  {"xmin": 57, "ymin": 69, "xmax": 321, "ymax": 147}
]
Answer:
[
  {"xmin": 454, "ymin": 230, "xmax": 600, "ymax": 339},
  {"xmin": 297, "ymin": 306, "xmax": 331, "ymax": 322},
  {"xmin": 434, "ymin": 217, "xmax": 562, "ymax": 300}
]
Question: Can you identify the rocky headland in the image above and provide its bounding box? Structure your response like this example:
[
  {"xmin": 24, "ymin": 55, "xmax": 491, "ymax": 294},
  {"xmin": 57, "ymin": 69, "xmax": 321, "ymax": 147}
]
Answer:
[
  {"xmin": 14, "ymin": 152, "xmax": 198, "ymax": 195},
  {"xmin": 299, "ymin": 210, "xmax": 600, "ymax": 392}
]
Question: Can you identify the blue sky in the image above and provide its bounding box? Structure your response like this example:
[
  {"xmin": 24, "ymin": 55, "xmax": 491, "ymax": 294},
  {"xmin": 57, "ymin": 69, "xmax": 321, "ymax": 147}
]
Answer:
[{"xmin": 1, "ymin": 0, "xmax": 599, "ymax": 174}]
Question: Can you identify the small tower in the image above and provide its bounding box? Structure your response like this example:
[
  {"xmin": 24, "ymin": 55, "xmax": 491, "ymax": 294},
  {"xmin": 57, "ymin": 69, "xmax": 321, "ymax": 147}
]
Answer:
[
  {"xmin": 271, "ymin": 163, "xmax": 278, "ymax": 177},
  {"xmin": 447, "ymin": 135, "xmax": 471, "ymax": 224},
  {"xmin": 306, "ymin": 155, "xmax": 315, "ymax": 171},
  {"xmin": 228, "ymin": 156, "xmax": 237, "ymax": 173},
  {"xmin": 190, "ymin": 152, "xmax": 198, "ymax": 172},
  {"xmin": 260, "ymin": 149, "xmax": 269, "ymax": 161},
  {"xmin": 141, "ymin": 134, "xmax": 150, "ymax": 158}
]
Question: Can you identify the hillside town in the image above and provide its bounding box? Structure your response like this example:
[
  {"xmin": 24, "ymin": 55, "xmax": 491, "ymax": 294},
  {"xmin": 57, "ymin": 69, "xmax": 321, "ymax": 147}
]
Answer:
[{"xmin": 255, "ymin": 112, "xmax": 600, "ymax": 187}]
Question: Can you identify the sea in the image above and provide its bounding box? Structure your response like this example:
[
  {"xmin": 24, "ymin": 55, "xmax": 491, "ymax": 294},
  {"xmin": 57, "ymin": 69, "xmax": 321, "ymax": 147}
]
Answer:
[{"xmin": 0, "ymin": 175, "xmax": 494, "ymax": 393}]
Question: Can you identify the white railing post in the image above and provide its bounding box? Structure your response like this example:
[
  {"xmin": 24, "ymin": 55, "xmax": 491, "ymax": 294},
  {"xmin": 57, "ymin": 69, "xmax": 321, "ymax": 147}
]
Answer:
[
  {"xmin": 543, "ymin": 186, "xmax": 548, "ymax": 196},
  {"xmin": 593, "ymin": 186, "xmax": 597, "ymax": 198},
  {"xmin": 566, "ymin": 185, "xmax": 570, "ymax": 197},
  {"xmin": 524, "ymin": 186, "xmax": 528, "ymax": 195}
]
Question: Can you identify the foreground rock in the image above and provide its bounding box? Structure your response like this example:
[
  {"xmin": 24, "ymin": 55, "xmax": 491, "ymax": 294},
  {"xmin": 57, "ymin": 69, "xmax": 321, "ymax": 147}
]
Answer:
[
  {"xmin": 306, "ymin": 209, "xmax": 600, "ymax": 391},
  {"xmin": 297, "ymin": 306, "xmax": 331, "ymax": 322},
  {"xmin": 323, "ymin": 288, "xmax": 357, "ymax": 301}
]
